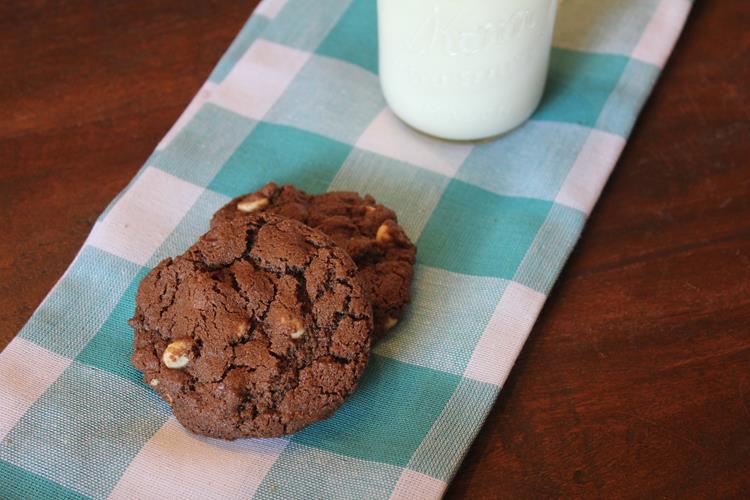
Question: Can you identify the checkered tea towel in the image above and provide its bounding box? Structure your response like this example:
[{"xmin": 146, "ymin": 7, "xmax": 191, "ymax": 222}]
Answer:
[{"xmin": 0, "ymin": 0, "xmax": 692, "ymax": 498}]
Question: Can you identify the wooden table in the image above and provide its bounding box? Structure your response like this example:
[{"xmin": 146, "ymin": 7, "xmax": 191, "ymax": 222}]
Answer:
[{"xmin": 2, "ymin": 1, "xmax": 748, "ymax": 497}]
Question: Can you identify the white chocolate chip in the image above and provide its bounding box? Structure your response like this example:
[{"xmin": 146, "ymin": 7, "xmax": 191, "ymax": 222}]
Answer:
[
  {"xmin": 365, "ymin": 205, "xmax": 376, "ymax": 213},
  {"xmin": 149, "ymin": 378, "xmax": 159, "ymax": 387},
  {"xmin": 237, "ymin": 197, "xmax": 269, "ymax": 213},
  {"xmin": 162, "ymin": 339, "xmax": 192, "ymax": 369},
  {"xmin": 286, "ymin": 318, "xmax": 305, "ymax": 339},
  {"xmin": 236, "ymin": 319, "xmax": 249, "ymax": 337},
  {"xmin": 376, "ymin": 223, "xmax": 392, "ymax": 244},
  {"xmin": 384, "ymin": 317, "xmax": 398, "ymax": 331}
]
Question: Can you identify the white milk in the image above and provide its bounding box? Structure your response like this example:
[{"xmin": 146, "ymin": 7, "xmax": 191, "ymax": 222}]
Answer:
[{"xmin": 378, "ymin": 0, "xmax": 558, "ymax": 140}]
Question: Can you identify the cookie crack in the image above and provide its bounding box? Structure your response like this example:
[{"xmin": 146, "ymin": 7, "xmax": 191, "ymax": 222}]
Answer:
[
  {"xmin": 154, "ymin": 266, "xmax": 178, "ymax": 322},
  {"xmin": 260, "ymin": 280, "xmax": 278, "ymax": 324},
  {"xmin": 208, "ymin": 281, "xmax": 238, "ymax": 321},
  {"xmin": 227, "ymin": 269, "xmax": 250, "ymax": 308},
  {"xmin": 292, "ymin": 271, "xmax": 314, "ymax": 327}
]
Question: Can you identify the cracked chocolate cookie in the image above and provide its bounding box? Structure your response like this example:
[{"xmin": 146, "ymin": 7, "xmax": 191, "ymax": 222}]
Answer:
[
  {"xmin": 212, "ymin": 183, "xmax": 416, "ymax": 340},
  {"xmin": 129, "ymin": 213, "xmax": 373, "ymax": 439}
]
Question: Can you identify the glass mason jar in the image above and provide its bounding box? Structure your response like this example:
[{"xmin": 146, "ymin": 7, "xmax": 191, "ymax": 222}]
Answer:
[{"xmin": 377, "ymin": 0, "xmax": 558, "ymax": 141}]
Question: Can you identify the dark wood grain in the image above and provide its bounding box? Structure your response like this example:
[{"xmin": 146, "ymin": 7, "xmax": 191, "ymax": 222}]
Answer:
[{"xmin": 1, "ymin": 1, "xmax": 748, "ymax": 498}]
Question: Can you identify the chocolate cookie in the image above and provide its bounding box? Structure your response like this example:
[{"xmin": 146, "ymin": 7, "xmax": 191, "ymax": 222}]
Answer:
[
  {"xmin": 212, "ymin": 183, "xmax": 416, "ymax": 339},
  {"xmin": 129, "ymin": 214, "xmax": 372, "ymax": 439}
]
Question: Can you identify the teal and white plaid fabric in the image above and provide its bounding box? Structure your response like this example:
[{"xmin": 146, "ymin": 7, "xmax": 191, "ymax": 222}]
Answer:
[{"xmin": 0, "ymin": 0, "xmax": 691, "ymax": 498}]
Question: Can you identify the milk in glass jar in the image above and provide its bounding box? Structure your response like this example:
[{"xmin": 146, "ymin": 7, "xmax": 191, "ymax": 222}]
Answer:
[{"xmin": 378, "ymin": 0, "xmax": 558, "ymax": 140}]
